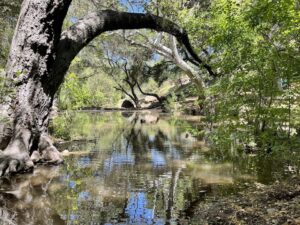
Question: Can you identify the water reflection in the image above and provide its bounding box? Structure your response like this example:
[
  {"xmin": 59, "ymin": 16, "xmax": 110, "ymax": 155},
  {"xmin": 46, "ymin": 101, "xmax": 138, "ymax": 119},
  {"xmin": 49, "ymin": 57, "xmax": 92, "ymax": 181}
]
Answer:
[
  {"xmin": 0, "ymin": 111, "xmax": 297, "ymax": 225},
  {"xmin": 125, "ymin": 192, "xmax": 156, "ymax": 224},
  {"xmin": 0, "ymin": 166, "xmax": 65, "ymax": 225}
]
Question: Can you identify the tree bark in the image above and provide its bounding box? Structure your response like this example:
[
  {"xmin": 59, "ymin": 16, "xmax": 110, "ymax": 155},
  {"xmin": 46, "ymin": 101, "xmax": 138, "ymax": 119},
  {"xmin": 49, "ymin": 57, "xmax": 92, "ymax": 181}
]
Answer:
[
  {"xmin": 1, "ymin": 0, "xmax": 72, "ymax": 176},
  {"xmin": 1, "ymin": 1, "xmax": 202, "ymax": 176}
]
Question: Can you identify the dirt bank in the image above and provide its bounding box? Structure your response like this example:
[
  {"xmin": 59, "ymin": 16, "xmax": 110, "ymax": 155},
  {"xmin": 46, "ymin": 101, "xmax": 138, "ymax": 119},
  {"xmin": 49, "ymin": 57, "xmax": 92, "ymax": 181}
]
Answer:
[{"xmin": 185, "ymin": 177, "xmax": 300, "ymax": 225}]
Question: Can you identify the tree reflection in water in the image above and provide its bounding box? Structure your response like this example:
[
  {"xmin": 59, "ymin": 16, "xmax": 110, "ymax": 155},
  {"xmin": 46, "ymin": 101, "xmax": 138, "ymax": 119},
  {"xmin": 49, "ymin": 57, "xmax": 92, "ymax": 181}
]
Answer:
[{"xmin": 1, "ymin": 111, "xmax": 291, "ymax": 225}]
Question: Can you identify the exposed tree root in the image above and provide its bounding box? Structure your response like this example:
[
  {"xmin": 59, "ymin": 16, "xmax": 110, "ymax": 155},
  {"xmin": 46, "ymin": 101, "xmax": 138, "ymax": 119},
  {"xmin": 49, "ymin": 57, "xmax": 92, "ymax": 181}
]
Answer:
[
  {"xmin": 0, "ymin": 131, "xmax": 63, "ymax": 177},
  {"xmin": 36, "ymin": 134, "xmax": 63, "ymax": 164},
  {"xmin": 0, "ymin": 128, "xmax": 34, "ymax": 176},
  {"xmin": 0, "ymin": 153, "xmax": 34, "ymax": 177}
]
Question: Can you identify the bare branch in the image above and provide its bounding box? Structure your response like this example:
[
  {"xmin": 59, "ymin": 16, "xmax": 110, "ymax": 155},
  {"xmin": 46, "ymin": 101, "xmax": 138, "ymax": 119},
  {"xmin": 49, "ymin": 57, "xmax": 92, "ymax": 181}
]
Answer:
[
  {"xmin": 169, "ymin": 35, "xmax": 205, "ymax": 88},
  {"xmin": 136, "ymin": 79, "xmax": 162, "ymax": 103}
]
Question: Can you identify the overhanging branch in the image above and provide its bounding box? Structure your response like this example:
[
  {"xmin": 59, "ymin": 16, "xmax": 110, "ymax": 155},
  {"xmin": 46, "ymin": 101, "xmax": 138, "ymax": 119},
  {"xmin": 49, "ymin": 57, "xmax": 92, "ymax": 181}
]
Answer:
[{"xmin": 52, "ymin": 10, "xmax": 210, "ymax": 88}]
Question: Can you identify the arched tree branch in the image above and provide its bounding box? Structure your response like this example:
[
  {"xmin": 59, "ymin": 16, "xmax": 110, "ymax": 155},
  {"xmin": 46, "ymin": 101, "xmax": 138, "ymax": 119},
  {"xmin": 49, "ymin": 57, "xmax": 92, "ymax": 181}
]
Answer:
[{"xmin": 51, "ymin": 10, "xmax": 209, "ymax": 90}]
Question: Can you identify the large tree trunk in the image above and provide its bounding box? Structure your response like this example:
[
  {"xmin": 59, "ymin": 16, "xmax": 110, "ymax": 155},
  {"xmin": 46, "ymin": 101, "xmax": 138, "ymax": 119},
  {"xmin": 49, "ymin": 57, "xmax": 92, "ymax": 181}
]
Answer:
[
  {"xmin": 0, "ymin": 0, "xmax": 71, "ymax": 176},
  {"xmin": 0, "ymin": 0, "xmax": 203, "ymax": 176}
]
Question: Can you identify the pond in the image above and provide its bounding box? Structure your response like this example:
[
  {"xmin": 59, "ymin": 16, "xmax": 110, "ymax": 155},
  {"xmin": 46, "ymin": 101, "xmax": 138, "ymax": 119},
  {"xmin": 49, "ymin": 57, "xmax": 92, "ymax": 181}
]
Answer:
[{"xmin": 0, "ymin": 111, "xmax": 299, "ymax": 225}]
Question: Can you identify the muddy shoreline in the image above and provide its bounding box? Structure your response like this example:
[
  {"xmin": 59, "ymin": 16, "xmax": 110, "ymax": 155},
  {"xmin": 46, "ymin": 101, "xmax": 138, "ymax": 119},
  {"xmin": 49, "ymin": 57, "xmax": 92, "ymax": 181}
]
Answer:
[{"xmin": 186, "ymin": 177, "xmax": 300, "ymax": 225}]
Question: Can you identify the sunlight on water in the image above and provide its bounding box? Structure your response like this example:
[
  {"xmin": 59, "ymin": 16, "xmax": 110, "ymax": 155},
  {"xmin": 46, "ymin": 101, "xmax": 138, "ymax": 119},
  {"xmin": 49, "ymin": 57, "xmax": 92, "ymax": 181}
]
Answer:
[{"xmin": 0, "ymin": 111, "xmax": 294, "ymax": 225}]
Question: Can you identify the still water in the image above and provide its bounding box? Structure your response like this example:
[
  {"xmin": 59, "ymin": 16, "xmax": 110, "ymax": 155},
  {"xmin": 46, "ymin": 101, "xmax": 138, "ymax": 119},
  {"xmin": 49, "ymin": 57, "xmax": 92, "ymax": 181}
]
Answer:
[{"xmin": 0, "ymin": 111, "xmax": 298, "ymax": 225}]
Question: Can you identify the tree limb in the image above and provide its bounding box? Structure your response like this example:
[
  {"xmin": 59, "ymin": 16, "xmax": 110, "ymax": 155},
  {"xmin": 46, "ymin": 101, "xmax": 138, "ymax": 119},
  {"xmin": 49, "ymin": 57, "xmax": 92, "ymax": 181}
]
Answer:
[
  {"xmin": 115, "ymin": 84, "xmax": 134, "ymax": 101},
  {"xmin": 136, "ymin": 79, "xmax": 162, "ymax": 103},
  {"xmin": 121, "ymin": 31, "xmax": 205, "ymax": 88},
  {"xmin": 169, "ymin": 35, "xmax": 205, "ymax": 88},
  {"xmin": 52, "ymin": 10, "xmax": 206, "ymax": 88}
]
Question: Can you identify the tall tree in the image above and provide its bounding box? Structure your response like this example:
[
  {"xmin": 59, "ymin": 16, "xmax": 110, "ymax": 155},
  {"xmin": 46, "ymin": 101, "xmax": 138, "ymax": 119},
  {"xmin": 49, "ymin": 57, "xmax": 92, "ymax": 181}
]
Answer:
[
  {"xmin": 108, "ymin": 58, "xmax": 143, "ymax": 108},
  {"xmin": 103, "ymin": 39, "xmax": 163, "ymax": 108},
  {"xmin": 0, "ymin": 0, "xmax": 201, "ymax": 176}
]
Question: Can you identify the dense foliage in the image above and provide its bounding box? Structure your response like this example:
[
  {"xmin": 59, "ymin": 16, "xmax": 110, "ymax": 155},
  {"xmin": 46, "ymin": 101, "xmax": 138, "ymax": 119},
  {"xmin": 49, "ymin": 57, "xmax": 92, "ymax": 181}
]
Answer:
[
  {"xmin": 1, "ymin": 0, "xmax": 299, "ymax": 151},
  {"xmin": 204, "ymin": 0, "xmax": 299, "ymax": 146},
  {"xmin": 151, "ymin": 0, "xmax": 300, "ymax": 149}
]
